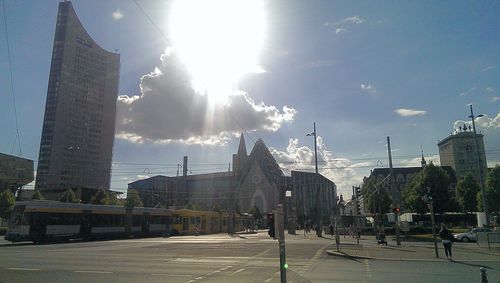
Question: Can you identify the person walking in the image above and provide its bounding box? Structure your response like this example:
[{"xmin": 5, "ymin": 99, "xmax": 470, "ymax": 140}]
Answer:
[{"xmin": 439, "ymin": 224, "xmax": 453, "ymax": 260}]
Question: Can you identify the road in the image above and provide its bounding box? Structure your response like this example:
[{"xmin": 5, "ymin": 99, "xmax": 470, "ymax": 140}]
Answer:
[{"xmin": 0, "ymin": 231, "xmax": 499, "ymax": 282}]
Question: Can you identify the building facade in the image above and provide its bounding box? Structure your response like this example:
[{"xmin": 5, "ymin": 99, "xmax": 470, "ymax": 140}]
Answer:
[
  {"xmin": 128, "ymin": 135, "xmax": 337, "ymax": 220},
  {"xmin": 35, "ymin": 1, "xmax": 120, "ymax": 201},
  {"xmin": 0, "ymin": 153, "xmax": 34, "ymax": 193},
  {"xmin": 438, "ymin": 127, "xmax": 488, "ymax": 182}
]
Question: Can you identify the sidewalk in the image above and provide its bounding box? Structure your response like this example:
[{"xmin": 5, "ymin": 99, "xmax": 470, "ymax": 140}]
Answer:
[{"xmin": 325, "ymin": 236, "xmax": 500, "ymax": 261}]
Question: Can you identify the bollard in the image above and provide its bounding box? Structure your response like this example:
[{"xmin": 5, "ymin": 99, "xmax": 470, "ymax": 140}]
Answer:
[{"xmin": 480, "ymin": 267, "xmax": 488, "ymax": 283}]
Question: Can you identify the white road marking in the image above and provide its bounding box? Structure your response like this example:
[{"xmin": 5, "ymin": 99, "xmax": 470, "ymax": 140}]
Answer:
[
  {"xmin": 264, "ymin": 278, "xmax": 273, "ymax": 282},
  {"xmin": 231, "ymin": 268, "xmax": 246, "ymax": 275},
  {"xmin": 195, "ymin": 276, "xmax": 204, "ymax": 280},
  {"xmin": 5, "ymin": 268, "xmax": 41, "ymax": 271},
  {"xmin": 220, "ymin": 265, "xmax": 232, "ymax": 271},
  {"xmin": 363, "ymin": 259, "xmax": 372, "ymax": 279},
  {"xmin": 74, "ymin": 270, "xmax": 113, "ymax": 274},
  {"xmin": 174, "ymin": 258, "xmax": 239, "ymax": 264},
  {"xmin": 151, "ymin": 274, "xmax": 192, "ymax": 277}
]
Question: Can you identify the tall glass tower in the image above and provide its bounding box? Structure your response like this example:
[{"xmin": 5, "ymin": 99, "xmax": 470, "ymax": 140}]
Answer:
[{"xmin": 35, "ymin": 1, "xmax": 120, "ymax": 201}]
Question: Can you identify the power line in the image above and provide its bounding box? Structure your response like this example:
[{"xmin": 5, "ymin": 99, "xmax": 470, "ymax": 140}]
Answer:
[
  {"xmin": 2, "ymin": 0, "xmax": 22, "ymax": 157},
  {"xmin": 132, "ymin": 0, "xmax": 172, "ymax": 46}
]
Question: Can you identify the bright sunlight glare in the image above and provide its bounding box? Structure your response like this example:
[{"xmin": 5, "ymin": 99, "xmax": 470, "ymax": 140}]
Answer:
[{"xmin": 169, "ymin": 0, "xmax": 266, "ymax": 104}]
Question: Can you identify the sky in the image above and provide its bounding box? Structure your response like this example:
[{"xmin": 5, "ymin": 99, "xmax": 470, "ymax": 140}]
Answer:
[{"xmin": 1, "ymin": 0, "xmax": 499, "ymax": 198}]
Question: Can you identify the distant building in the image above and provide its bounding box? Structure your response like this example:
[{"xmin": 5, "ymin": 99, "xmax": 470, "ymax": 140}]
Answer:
[
  {"xmin": 0, "ymin": 153, "xmax": 34, "ymax": 193},
  {"xmin": 128, "ymin": 135, "xmax": 337, "ymax": 219},
  {"xmin": 363, "ymin": 157, "xmax": 457, "ymax": 213},
  {"xmin": 438, "ymin": 126, "xmax": 488, "ymax": 182},
  {"xmin": 35, "ymin": 1, "xmax": 120, "ymax": 202}
]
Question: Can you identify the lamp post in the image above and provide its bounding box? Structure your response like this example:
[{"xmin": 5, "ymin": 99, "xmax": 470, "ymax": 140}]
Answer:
[
  {"xmin": 307, "ymin": 123, "xmax": 322, "ymax": 237},
  {"xmin": 469, "ymin": 104, "xmax": 489, "ymax": 227},
  {"xmin": 306, "ymin": 122, "xmax": 318, "ymax": 174},
  {"xmin": 423, "ymin": 189, "xmax": 439, "ymax": 258}
]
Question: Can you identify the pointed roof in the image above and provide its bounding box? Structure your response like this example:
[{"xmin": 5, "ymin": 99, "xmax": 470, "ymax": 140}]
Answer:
[
  {"xmin": 248, "ymin": 139, "xmax": 283, "ymax": 183},
  {"xmin": 421, "ymin": 150, "xmax": 427, "ymax": 167},
  {"xmin": 237, "ymin": 133, "xmax": 247, "ymax": 157}
]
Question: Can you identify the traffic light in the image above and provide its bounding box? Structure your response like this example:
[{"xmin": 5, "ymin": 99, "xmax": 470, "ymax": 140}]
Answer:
[
  {"xmin": 355, "ymin": 187, "xmax": 362, "ymax": 215},
  {"xmin": 393, "ymin": 207, "xmax": 401, "ymax": 213},
  {"xmin": 267, "ymin": 213, "xmax": 275, "ymax": 238}
]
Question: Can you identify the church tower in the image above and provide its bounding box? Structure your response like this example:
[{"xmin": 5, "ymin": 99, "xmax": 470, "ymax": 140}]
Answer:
[{"xmin": 232, "ymin": 133, "xmax": 248, "ymax": 178}]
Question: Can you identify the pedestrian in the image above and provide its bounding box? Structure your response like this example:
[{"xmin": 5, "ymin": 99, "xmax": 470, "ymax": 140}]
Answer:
[
  {"xmin": 329, "ymin": 223, "xmax": 334, "ymax": 236},
  {"xmin": 439, "ymin": 224, "xmax": 453, "ymax": 260}
]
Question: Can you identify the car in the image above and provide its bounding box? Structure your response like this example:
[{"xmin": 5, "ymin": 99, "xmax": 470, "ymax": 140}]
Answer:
[{"xmin": 453, "ymin": 228, "xmax": 493, "ymax": 242}]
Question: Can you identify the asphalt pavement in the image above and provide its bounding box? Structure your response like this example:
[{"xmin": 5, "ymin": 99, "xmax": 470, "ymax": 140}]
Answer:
[{"xmin": 0, "ymin": 231, "xmax": 498, "ymax": 282}]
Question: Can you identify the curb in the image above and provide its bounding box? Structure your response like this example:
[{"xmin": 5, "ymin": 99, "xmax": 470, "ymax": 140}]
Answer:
[
  {"xmin": 325, "ymin": 250, "xmax": 455, "ymax": 262},
  {"xmin": 326, "ymin": 250, "xmax": 374, "ymax": 260}
]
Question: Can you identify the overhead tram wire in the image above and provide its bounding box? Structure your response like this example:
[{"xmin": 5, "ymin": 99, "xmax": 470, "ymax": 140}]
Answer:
[{"xmin": 2, "ymin": 0, "xmax": 22, "ymax": 156}]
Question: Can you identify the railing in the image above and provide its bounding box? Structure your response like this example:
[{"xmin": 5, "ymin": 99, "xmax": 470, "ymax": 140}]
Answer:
[{"xmin": 487, "ymin": 232, "xmax": 500, "ymax": 250}]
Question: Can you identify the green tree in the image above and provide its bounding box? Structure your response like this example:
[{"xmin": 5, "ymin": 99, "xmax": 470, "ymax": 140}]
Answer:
[
  {"xmin": 32, "ymin": 190, "xmax": 44, "ymax": 200},
  {"xmin": 60, "ymin": 189, "xmax": 79, "ymax": 203},
  {"xmin": 362, "ymin": 176, "xmax": 392, "ymax": 215},
  {"xmin": 402, "ymin": 163, "xmax": 451, "ymax": 214},
  {"xmin": 485, "ymin": 164, "xmax": 500, "ymax": 213},
  {"xmin": 91, "ymin": 189, "xmax": 108, "ymax": 205},
  {"xmin": 125, "ymin": 189, "xmax": 143, "ymax": 211},
  {"xmin": 456, "ymin": 173, "xmax": 480, "ymax": 213},
  {"xmin": 0, "ymin": 189, "xmax": 15, "ymax": 219}
]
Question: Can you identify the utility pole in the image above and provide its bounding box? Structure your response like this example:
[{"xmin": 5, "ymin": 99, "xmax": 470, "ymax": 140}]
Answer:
[
  {"xmin": 387, "ymin": 136, "xmax": 401, "ymax": 246},
  {"xmin": 469, "ymin": 105, "xmax": 489, "ymax": 227},
  {"xmin": 423, "ymin": 190, "xmax": 439, "ymax": 258},
  {"xmin": 276, "ymin": 204, "xmax": 287, "ymax": 283},
  {"xmin": 307, "ymin": 123, "xmax": 321, "ymax": 236}
]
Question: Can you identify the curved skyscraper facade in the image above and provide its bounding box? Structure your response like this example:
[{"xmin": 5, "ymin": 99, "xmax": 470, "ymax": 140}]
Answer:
[{"xmin": 35, "ymin": 1, "xmax": 120, "ymax": 201}]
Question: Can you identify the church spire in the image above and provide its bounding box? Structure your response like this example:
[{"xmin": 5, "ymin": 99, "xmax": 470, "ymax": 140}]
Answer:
[
  {"xmin": 237, "ymin": 133, "xmax": 247, "ymax": 157},
  {"xmin": 421, "ymin": 148, "xmax": 427, "ymax": 167}
]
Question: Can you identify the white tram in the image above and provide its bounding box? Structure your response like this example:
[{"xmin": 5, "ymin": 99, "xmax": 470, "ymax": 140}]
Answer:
[{"xmin": 6, "ymin": 201, "xmax": 171, "ymax": 243}]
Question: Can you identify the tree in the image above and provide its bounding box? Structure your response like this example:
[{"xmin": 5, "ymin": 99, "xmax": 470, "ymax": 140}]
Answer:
[
  {"xmin": 32, "ymin": 190, "xmax": 44, "ymax": 200},
  {"xmin": 456, "ymin": 173, "xmax": 480, "ymax": 213},
  {"xmin": 60, "ymin": 189, "xmax": 79, "ymax": 203},
  {"xmin": 0, "ymin": 189, "xmax": 15, "ymax": 220},
  {"xmin": 402, "ymin": 163, "xmax": 451, "ymax": 214},
  {"xmin": 125, "ymin": 189, "xmax": 143, "ymax": 211},
  {"xmin": 362, "ymin": 176, "xmax": 392, "ymax": 215},
  {"xmin": 91, "ymin": 189, "xmax": 108, "ymax": 205},
  {"xmin": 485, "ymin": 164, "xmax": 500, "ymax": 213}
]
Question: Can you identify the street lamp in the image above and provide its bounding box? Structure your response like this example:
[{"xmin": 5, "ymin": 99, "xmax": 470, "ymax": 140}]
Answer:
[
  {"xmin": 306, "ymin": 122, "xmax": 322, "ymax": 237},
  {"xmin": 469, "ymin": 104, "xmax": 489, "ymax": 227},
  {"xmin": 306, "ymin": 122, "xmax": 318, "ymax": 174},
  {"xmin": 422, "ymin": 189, "xmax": 439, "ymax": 258}
]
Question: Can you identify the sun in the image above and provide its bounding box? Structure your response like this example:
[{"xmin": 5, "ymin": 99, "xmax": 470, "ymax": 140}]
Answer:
[{"xmin": 169, "ymin": 0, "xmax": 266, "ymax": 104}]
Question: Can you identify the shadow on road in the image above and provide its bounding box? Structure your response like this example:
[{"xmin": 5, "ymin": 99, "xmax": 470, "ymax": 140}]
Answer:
[
  {"xmin": 381, "ymin": 246, "xmax": 417, "ymax": 253},
  {"xmin": 451, "ymin": 260, "xmax": 495, "ymax": 270}
]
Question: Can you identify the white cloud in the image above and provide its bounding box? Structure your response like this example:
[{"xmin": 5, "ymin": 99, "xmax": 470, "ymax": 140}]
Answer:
[
  {"xmin": 459, "ymin": 87, "xmax": 477, "ymax": 96},
  {"xmin": 482, "ymin": 66, "xmax": 494, "ymax": 72},
  {"xmin": 270, "ymin": 137, "xmax": 368, "ymax": 197},
  {"xmin": 395, "ymin": 108, "xmax": 427, "ymax": 117},
  {"xmin": 399, "ymin": 154, "xmax": 440, "ymax": 167},
  {"xmin": 360, "ymin": 84, "xmax": 372, "ymax": 91},
  {"xmin": 486, "ymin": 87, "xmax": 495, "ymax": 92},
  {"xmin": 324, "ymin": 16, "xmax": 364, "ymax": 35},
  {"xmin": 116, "ymin": 49, "xmax": 296, "ymax": 145},
  {"xmin": 491, "ymin": 97, "xmax": 500, "ymax": 102},
  {"xmin": 112, "ymin": 9, "xmax": 124, "ymax": 21},
  {"xmin": 453, "ymin": 112, "xmax": 500, "ymax": 164}
]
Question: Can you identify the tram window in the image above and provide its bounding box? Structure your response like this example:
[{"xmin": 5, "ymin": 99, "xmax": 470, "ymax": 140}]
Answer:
[
  {"xmin": 190, "ymin": 217, "xmax": 195, "ymax": 225},
  {"xmin": 133, "ymin": 215, "xmax": 143, "ymax": 226},
  {"xmin": 21, "ymin": 213, "xmax": 31, "ymax": 225}
]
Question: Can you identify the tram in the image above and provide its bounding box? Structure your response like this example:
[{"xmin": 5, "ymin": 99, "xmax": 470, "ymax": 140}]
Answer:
[{"xmin": 6, "ymin": 201, "xmax": 171, "ymax": 243}]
